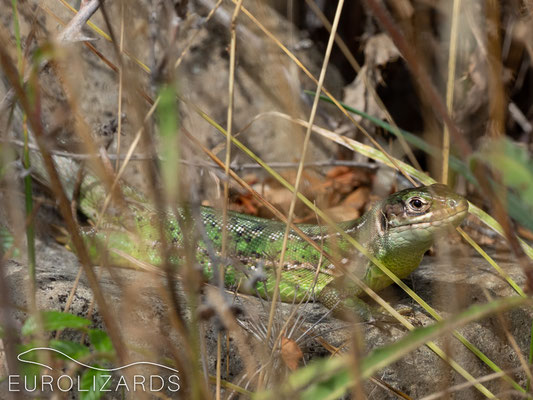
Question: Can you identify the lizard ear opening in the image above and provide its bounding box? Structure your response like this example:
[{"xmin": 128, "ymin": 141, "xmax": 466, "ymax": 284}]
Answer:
[{"xmin": 378, "ymin": 210, "xmax": 388, "ymax": 235}]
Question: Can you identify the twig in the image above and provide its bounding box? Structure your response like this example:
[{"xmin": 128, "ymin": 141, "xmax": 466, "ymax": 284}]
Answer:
[
  {"xmin": 229, "ymin": 160, "xmax": 377, "ymax": 171},
  {"xmin": 264, "ymin": 0, "xmax": 343, "ymax": 366},
  {"xmin": 56, "ymin": 0, "xmax": 100, "ymax": 42},
  {"xmin": 2, "ymin": 138, "xmax": 154, "ymax": 160},
  {"xmin": 509, "ymin": 101, "xmax": 533, "ymax": 135},
  {"xmin": 4, "ymin": 138, "xmax": 379, "ymax": 170},
  {"xmin": 218, "ymin": 1, "xmax": 244, "ymax": 397}
]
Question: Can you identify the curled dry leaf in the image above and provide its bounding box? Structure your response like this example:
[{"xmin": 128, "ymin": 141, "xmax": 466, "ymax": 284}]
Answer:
[
  {"xmin": 339, "ymin": 33, "xmax": 400, "ymax": 137},
  {"xmin": 281, "ymin": 336, "xmax": 304, "ymax": 371},
  {"xmin": 324, "ymin": 166, "xmax": 371, "ymax": 194},
  {"xmin": 323, "ymin": 205, "xmax": 360, "ymax": 222},
  {"xmin": 341, "ymin": 186, "xmax": 370, "ymax": 213}
]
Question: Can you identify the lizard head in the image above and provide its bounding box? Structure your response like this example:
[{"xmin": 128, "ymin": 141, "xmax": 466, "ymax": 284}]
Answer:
[{"xmin": 378, "ymin": 184, "xmax": 468, "ymax": 249}]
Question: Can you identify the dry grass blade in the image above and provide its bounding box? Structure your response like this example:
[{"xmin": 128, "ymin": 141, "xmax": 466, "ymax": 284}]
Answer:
[
  {"xmin": 217, "ymin": 1, "xmax": 244, "ymax": 397},
  {"xmin": 263, "ymin": 0, "xmax": 344, "ymax": 353},
  {"xmin": 441, "ymin": 0, "xmax": 461, "ymax": 184}
]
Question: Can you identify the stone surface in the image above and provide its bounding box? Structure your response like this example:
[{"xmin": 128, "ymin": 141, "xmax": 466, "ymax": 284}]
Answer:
[{"xmin": 1, "ymin": 236, "xmax": 531, "ymax": 399}]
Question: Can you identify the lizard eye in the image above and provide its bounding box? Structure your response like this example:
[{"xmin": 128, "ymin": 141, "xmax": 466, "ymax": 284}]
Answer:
[{"xmin": 409, "ymin": 197, "xmax": 424, "ymax": 210}]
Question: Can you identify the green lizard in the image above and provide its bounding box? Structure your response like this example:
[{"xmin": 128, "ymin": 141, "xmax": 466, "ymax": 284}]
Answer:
[{"xmin": 40, "ymin": 157, "xmax": 468, "ymax": 318}]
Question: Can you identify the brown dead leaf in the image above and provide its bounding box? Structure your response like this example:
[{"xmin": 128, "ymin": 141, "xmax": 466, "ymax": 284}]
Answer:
[
  {"xmin": 256, "ymin": 169, "xmax": 331, "ymax": 217},
  {"xmin": 281, "ymin": 337, "xmax": 303, "ymax": 371},
  {"xmin": 262, "ymin": 185, "xmax": 293, "ymax": 209},
  {"xmin": 326, "ymin": 165, "xmax": 351, "ymax": 179},
  {"xmin": 234, "ymin": 194, "xmax": 259, "ymax": 215},
  {"xmin": 339, "ymin": 33, "xmax": 400, "ymax": 138},
  {"xmin": 389, "ymin": 0, "xmax": 414, "ymax": 20},
  {"xmin": 364, "ymin": 33, "xmax": 401, "ymax": 70},
  {"xmin": 324, "ymin": 168, "xmax": 371, "ymax": 195},
  {"xmin": 341, "ymin": 186, "xmax": 370, "ymax": 212},
  {"xmin": 324, "ymin": 205, "xmax": 360, "ymax": 222},
  {"xmin": 243, "ymin": 173, "xmax": 259, "ymax": 186},
  {"xmin": 281, "ymin": 169, "xmax": 328, "ymax": 196}
]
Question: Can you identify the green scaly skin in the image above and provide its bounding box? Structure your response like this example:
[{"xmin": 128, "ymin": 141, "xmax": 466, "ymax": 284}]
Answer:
[{"xmin": 70, "ymin": 169, "xmax": 468, "ymax": 317}]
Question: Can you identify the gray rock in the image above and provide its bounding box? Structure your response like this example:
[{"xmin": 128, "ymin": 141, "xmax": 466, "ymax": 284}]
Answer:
[{"xmin": 1, "ymin": 238, "xmax": 530, "ymax": 399}]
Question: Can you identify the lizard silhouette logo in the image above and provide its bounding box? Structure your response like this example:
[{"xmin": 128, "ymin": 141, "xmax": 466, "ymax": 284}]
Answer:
[{"xmin": 9, "ymin": 347, "xmax": 180, "ymax": 394}]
